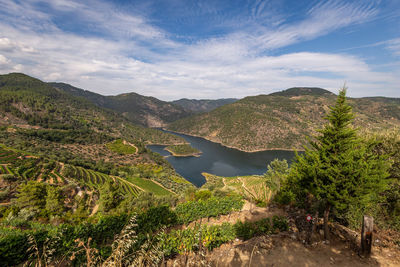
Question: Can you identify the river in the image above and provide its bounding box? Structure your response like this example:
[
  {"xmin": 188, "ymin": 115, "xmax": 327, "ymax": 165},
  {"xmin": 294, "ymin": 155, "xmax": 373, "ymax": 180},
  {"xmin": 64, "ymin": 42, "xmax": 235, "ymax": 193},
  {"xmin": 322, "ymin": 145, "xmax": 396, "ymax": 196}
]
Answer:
[{"xmin": 148, "ymin": 131, "xmax": 297, "ymax": 187}]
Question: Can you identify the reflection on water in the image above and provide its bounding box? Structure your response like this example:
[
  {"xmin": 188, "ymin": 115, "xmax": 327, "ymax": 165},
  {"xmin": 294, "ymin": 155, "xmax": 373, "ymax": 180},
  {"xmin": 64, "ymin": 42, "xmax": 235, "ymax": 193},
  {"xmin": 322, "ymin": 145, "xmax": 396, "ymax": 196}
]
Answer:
[
  {"xmin": 148, "ymin": 131, "xmax": 297, "ymax": 187},
  {"xmin": 210, "ymin": 162, "xmax": 237, "ymax": 177}
]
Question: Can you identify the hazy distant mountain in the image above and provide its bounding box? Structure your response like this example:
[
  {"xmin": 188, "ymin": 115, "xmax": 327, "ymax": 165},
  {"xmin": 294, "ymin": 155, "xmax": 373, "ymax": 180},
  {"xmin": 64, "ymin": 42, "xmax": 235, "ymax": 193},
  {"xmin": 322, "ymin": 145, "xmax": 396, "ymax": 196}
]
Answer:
[
  {"xmin": 167, "ymin": 87, "xmax": 400, "ymax": 151},
  {"xmin": 269, "ymin": 87, "xmax": 335, "ymax": 97},
  {"xmin": 171, "ymin": 98, "xmax": 238, "ymax": 113},
  {"xmin": 50, "ymin": 82, "xmax": 191, "ymax": 127}
]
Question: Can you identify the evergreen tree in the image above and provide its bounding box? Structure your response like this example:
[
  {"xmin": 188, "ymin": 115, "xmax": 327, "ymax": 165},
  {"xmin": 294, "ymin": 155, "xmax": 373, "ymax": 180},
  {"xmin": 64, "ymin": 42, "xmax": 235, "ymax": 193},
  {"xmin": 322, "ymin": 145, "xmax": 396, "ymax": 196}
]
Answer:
[{"xmin": 289, "ymin": 88, "xmax": 389, "ymax": 239}]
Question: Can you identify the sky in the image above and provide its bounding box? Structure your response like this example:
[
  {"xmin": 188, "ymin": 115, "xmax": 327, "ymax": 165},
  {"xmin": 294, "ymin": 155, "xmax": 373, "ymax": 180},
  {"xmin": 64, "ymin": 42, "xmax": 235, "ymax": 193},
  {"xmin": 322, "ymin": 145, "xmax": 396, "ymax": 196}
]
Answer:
[{"xmin": 0, "ymin": 0, "xmax": 399, "ymax": 100}]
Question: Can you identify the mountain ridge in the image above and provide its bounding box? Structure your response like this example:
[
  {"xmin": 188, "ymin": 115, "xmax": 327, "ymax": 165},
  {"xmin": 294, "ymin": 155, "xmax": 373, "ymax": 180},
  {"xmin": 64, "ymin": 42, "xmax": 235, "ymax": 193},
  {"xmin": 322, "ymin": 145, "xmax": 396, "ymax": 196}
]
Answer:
[
  {"xmin": 49, "ymin": 82, "xmax": 190, "ymax": 127},
  {"xmin": 171, "ymin": 98, "xmax": 238, "ymax": 113},
  {"xmin": 167, "ymin": 87, "xmax": 400, "ymax": 151}
]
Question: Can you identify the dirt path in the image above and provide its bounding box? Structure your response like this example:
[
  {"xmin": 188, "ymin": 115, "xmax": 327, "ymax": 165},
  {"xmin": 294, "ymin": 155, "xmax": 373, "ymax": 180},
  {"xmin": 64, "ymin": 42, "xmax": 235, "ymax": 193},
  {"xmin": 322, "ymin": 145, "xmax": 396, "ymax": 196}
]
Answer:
[
  {"xmin": 169, "ymin": 229, "xmax": 400, "ymax": 267},
  {"xmin": 122, "ymin": 140, "xmax": 139, "ymax": 155},
  {"xmin": 179, "ymin": 201, "xmax": 285, "ymax": 230},
  {"xmin": 90, "ymin": 204, "xmax": 99, "ymax": 217},
  {"xmin": 112, "ymin": 176, "xmax": 144, "ymax": 193},
  {"xmin": 203, "ymin": 234, "xmax": 400, "ymax": 267},
  {"xmin": 58, "ymin": 162, "xmax": 65, "ymax": 173},
  {"xmin": 168, "ymin": 202, "xmax": 400, "ymax": 267}
]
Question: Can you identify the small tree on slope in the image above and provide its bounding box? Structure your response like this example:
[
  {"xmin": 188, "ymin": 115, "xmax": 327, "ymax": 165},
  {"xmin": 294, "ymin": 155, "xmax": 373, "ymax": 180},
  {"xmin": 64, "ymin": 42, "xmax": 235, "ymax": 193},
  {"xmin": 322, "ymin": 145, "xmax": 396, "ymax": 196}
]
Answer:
[{"xmin": 288, "ymin": 88, "xmax": 389, "ymax": 240}]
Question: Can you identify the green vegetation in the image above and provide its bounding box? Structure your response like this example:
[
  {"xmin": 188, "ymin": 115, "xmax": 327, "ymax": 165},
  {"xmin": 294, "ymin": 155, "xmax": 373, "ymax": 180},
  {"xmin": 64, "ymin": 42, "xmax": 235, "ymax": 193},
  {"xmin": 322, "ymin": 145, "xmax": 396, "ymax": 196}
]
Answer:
[
  {"xmin": 50, "ymin": 82, "xmax": 191, "ymax": 127},
  {"xmin": 106, "ymin": 139, "xmax": 137, "ymax": 155},
  {"xmin": 161, "ymin": 215, "xmax": 288, "ymax": 257},
  {"xmin": 62, "ymin": 165, "xmax": 142, "ymax": 196},
  {"xmin": 165, "ymin": 144, "xmax": 200, "ymax": 156},
  {"xmin": 168, "ymin": 87, "xmax": 400, "ymax": 151},
  {"xmin": 171, "ymin": 98, "xmax": 237, "ymax": 113},
  {"xmin": 1, "ymin": 73, "xmax": 399, "ymax": 266},
  {"xmin": 175, "ymin": 195, "xmax": 244, "ymax": 224},
  {"xmin": 0, "ymin": 190, "xmax": 249, "ymax": 265},
  {"xmin": 201, "ymin": 160, "xmax": 289, "ymax": 206},
  {"xmin": 128, "ymin": 177, "xmax": 171, "ymax": 196},
  {"xmin": 278, "ymin": 89, "xmax": 391, "ymax": 238}
]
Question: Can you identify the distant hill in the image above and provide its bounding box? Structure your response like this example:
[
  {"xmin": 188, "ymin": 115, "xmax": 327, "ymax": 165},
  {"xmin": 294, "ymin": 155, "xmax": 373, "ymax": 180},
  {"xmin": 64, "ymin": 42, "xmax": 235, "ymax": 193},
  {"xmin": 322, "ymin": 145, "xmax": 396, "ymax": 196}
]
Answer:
[
  {"xmin": 49, "ymin": 82, "xmax": 191, "ymax": 127},
  {"xmin": 269, "ymin": 87, "xmax": 335, "ymax": 97},
  {"xmin": 167, "ymin": 87, "xmax": 400, "ymax": 151},
  {"xmin": 171, "ymin": 98, "xmax": 238, "ymax": 113},
  {"xmin": 0, "ymin": 73, "xmax": 185, "ymax": 146}
]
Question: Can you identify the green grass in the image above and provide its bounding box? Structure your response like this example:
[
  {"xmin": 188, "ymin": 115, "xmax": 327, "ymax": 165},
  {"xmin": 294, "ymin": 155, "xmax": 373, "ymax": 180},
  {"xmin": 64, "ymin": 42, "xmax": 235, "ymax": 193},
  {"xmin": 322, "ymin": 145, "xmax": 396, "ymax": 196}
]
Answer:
[
  {"xmin": 128, "ymin": 177, "xmax": 172, "ymax": 196},
  {"xmin": 106, "ymin": 139, "xmax": 137, "ymax": 155}
]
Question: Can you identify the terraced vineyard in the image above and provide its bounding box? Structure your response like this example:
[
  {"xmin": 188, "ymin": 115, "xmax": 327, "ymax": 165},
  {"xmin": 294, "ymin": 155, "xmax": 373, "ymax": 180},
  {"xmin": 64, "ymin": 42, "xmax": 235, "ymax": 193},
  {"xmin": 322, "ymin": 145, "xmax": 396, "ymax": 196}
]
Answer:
[
  {"xmin": 0, "ymin": 165, "xmax": 13, "ymax": 175},
  {"xmin": 62, "ymin": 165, "xmax": 143, "ymax": 196},
  {"xmin": 0, "ymin": 147, "xmax": 21, "ymax": 164},
  {"xmin": 128, "ymin": 177, "xmax": 172, "ymax": 196},
  {"xmin": 224, "ymin": 175, "xmax": 271, "ymax": 202},
  {"xmin": 203, "ymin": 173, "xmax": 272, "ymax": 203}
]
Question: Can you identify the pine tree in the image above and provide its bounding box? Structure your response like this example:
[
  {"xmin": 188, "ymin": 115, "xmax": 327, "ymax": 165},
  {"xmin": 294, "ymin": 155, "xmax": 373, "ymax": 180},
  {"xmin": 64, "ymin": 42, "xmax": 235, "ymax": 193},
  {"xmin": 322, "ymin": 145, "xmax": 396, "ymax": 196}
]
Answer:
[{"xmin": 290, "ymin": 88, "xmax": 389, "ymax": 239}]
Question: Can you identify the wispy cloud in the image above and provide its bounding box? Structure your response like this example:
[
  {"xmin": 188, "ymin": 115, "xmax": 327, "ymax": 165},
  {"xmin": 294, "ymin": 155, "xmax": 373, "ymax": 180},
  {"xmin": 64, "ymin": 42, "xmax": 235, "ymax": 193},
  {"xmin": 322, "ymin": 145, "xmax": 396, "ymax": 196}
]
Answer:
[
  {"xmin": 0, "ymin": 0, "xmax": 398, "ymax": 100},
  {"xmin": 385, "ymin": 38, "xmax": 400, "ymax": 56}
]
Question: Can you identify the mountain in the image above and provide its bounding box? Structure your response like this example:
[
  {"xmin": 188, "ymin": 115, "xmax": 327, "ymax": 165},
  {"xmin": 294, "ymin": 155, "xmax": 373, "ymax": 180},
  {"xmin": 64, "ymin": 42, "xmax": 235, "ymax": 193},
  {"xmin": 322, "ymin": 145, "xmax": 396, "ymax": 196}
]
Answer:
[
  {"xmin": 167, "ymin": 87, "xmax": 400, "ymax": 151},
  {"xmin": 0, "ymin": 72, "xmax": 192, "ymax": 195},
  {"xmin": 171, "ymin": 98, "xmax": 238, "ymax": 113},
  {"xmin": 50, "ymin": 82, "xmax": 191, "ymax": 127},
  {"xmin": 269, "ymin": 87, "xmax": 335, "ymax": 97},
  {"xmin": 0, "ymin": 73, "xmax": 184, "ymax": 145}
]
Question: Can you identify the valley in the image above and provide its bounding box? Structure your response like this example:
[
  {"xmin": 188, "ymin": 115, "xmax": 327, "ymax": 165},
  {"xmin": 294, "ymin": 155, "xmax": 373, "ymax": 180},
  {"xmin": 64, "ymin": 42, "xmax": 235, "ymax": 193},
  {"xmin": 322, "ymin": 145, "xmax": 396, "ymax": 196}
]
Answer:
[
  {"xmin": 2, "ymin": 1, "xmax": 400, "ymax": 266},
  {"xmin": 167, "ymin": 87, "xmax": 400, "ymax": 151},
  {"xmin": 0, "ymin": 73, "xmax": 399, "ymax": 266},
  {"xmin": 147, "ymin": 130, "xmax": 296, "ymax": 186}
]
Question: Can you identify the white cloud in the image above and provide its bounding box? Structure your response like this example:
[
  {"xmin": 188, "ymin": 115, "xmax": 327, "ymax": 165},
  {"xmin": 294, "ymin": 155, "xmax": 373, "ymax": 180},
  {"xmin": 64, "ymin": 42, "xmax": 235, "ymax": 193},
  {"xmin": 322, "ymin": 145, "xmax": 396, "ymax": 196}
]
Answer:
[
  {"xmin": 0, "ymin": 54, "xmax": 9, "ymax": 64},
  {"xmin": 0, "ymin": 0, "xmax": 398, "ymax": 100},
  {"xmin": 386, "ymin": 38, "xmax": 400, "ymax": 56}
]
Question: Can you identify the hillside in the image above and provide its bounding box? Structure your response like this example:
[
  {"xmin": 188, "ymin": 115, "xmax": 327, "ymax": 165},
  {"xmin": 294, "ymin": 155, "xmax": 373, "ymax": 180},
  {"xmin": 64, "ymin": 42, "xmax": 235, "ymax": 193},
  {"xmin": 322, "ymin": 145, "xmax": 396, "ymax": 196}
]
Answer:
[
  {"xmin": 50, "ymin": 82, "xmax": 191, "ymax": 127},
  {"xmin": 171, "ymin": 98, "xmax": 237, "ymax": 113},
  {"xmin": 0, "ymin": 73, "xmax": 193, "ymax": 194},
  {"xmin": 167, "ymin": 88, "xmax": 400, "ymax": 151}
]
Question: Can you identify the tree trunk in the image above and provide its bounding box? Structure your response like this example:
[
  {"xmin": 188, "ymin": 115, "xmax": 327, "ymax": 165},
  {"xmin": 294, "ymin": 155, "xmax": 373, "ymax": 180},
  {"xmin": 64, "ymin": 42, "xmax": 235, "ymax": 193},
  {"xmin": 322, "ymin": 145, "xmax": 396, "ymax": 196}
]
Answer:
[{"xmin": 324, "ymin": 205, "xmax": 331, "ymax": 241}]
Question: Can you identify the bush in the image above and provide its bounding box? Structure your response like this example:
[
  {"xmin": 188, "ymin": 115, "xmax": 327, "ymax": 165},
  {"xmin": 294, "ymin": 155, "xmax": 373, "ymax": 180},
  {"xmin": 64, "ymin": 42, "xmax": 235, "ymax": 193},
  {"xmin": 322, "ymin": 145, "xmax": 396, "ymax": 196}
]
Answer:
[
  {"xmin": 234, "ymin": 221, "xmax": 256, "ymax": 240},
  {"xmin": 234, "ymin": 218, "xmax": 273, "ymax": 240},
  {"xmin": 161, "ymin": 223, "xmax": 236, "ymax": 256},
  {"xmin": 195, "ymin": 190, "xmax": 212, "ymax": 201},
  {"xmin": 275, "ymin": 190, "xmax": 295, "ymax": 205},
  {"xmin": 272, "ymin": 215, "xmax": 289, "ymax": 232},
  {"xmin": 175, "ymin": 196, "xmax": 244, "ymax": 224}
]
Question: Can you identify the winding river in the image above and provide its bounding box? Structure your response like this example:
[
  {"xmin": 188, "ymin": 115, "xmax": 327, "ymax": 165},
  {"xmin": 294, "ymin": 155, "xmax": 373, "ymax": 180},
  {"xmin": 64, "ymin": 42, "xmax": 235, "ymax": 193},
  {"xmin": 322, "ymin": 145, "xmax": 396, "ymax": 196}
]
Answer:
[{"xmin": 148, "ymin": 131, "xmax": 297, "ymax": 187}]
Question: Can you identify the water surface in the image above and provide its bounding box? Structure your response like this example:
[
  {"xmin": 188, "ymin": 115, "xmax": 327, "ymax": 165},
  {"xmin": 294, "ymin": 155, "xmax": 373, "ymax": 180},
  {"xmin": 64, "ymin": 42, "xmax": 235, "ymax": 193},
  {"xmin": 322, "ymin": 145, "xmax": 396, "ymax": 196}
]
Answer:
[{"xmin": 148, "ymin": 131, "xmax": 296, "ymax": 187}]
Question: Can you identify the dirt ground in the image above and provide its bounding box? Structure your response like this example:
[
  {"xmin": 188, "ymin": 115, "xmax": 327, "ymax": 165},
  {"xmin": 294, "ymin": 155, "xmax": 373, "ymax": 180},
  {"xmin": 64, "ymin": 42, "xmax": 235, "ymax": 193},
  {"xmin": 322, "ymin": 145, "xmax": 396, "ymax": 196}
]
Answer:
[
  {"xmin": 166, "ymin": 202, "xmax": 400, "ymax": 267},
  {"xmin": 167, "ymin": 234, "xmax": 400, "ymax": 267}
]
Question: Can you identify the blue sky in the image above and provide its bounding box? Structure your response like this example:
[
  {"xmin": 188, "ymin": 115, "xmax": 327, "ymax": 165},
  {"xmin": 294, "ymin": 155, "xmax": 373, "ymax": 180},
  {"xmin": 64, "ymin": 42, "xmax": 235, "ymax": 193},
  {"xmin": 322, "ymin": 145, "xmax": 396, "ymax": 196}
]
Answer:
[{"xmin": 0, "ymin": 0, "xmax": 399, "ymax": 100}]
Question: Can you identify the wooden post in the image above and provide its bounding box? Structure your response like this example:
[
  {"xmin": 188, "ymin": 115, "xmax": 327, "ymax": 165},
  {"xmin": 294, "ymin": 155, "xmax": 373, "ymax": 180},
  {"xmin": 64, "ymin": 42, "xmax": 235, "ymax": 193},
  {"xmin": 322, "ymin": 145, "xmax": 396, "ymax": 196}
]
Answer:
[
  {"xmin": 306, "ymin": 211, "xmax": 318, "ymax": 245},
  {"xmin": 361, "ymin": 215, "xmax": 373, "ymax": 257}
]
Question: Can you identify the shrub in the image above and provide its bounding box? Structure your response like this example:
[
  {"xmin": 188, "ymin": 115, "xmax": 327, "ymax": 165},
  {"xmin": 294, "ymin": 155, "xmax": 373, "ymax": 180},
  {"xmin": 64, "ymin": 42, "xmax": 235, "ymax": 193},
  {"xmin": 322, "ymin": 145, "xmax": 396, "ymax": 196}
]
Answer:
[
  {"xmin": 272, "ymin": 215, "xmax": 289, "ymax": 232},
  {"xmin": 234, "ymin": 221, "xmax": 256, "ymax": 240},
  {"xmin": 195, "ymin": 190, "xmax": 212, "ymax": 201},
  {"xmin": 175, "ymin": 195, "xmax": 244, "ymax": 224},
  {"xmin": 275, "ymin": 190, "xmax": 295, "ymax": 205}
]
